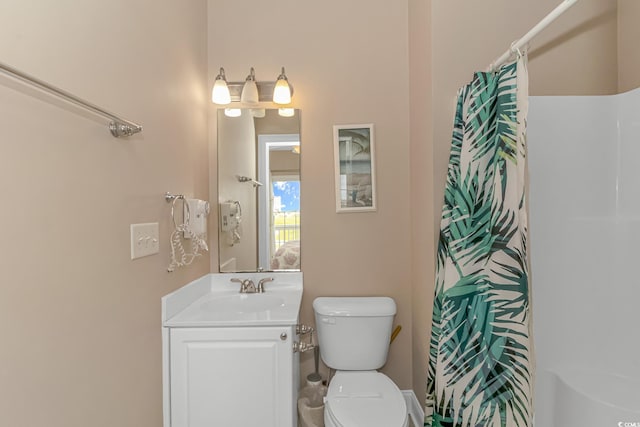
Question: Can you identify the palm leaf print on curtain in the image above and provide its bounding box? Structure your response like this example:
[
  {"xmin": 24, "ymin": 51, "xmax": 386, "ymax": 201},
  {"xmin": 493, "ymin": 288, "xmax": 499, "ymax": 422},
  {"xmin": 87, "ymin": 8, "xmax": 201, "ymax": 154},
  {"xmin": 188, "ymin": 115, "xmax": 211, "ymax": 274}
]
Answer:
[{"xmin": 425, "ymin": 55, "xmax": 533, "ymax": 427}]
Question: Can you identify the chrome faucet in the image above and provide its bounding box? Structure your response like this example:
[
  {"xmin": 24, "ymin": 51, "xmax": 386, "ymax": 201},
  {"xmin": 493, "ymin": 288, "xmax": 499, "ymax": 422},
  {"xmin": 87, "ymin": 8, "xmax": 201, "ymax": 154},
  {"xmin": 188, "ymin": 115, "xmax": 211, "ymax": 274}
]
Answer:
[
  {"xmin": 257, "ymin": 277, "xmax": 274, "ymax": 293},
  {"xmin": 230, "ymin": 278, "xmax": 256, "ymax": 293}
]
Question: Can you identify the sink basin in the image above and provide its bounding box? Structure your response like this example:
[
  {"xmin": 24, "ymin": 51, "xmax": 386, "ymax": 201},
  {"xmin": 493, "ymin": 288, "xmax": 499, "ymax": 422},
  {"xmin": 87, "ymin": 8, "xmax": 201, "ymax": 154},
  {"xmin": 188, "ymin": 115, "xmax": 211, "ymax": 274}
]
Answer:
[
  {"xmin": 201, "ymin": 294, "xmax": 285, "ymax": 314},
  {"xmin": 162, "ymin": 272, "xmax": 303, "ymax": 327}
]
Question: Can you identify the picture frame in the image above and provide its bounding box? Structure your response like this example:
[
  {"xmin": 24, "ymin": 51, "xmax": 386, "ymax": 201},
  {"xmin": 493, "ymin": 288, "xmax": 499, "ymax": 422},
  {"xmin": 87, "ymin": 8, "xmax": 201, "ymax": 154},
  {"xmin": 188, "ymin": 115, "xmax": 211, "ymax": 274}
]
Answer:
[{"xmin": 333, "ymin": 124, "xmax": 377, "ymax": 213}]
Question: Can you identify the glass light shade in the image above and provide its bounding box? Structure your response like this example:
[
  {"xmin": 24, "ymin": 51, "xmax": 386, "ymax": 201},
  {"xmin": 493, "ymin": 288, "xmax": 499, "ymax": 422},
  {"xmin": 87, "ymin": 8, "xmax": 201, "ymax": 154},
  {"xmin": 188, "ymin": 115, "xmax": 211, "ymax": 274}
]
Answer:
[
  {"xmin": 224, "ymin": 108, "xmax": 242, "ymax": 117},
  {"xmin": 241, "ymin": 80, "xmax": 259, "ymax": 104},
  {"xmin": 273, "ymin": 79, "xmax": 292, "ymax": 104},
  {"xmin": 212, "ymin": 79, "xmax": 231, "ymax": 105},
  {"xmin": 273, "ymin": 67, "xmax": 292, "ymax": 104},
  {"xmin": 278, "ymin": 108, "xmax": 295, "ymax": 117}
]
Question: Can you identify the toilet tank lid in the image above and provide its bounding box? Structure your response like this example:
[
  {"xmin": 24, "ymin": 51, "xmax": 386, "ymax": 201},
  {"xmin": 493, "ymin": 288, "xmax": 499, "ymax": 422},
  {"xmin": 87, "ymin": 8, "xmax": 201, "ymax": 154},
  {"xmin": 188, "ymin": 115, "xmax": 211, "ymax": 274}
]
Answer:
[{"xmin": 313, "ymin": 297, "xmax": 396, "ymax": 317}]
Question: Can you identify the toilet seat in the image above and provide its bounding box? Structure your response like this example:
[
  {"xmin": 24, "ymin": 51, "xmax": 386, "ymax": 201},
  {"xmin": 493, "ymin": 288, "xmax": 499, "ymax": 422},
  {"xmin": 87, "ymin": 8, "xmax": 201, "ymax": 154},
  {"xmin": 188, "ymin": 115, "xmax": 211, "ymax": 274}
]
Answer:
[{"xmin": 324, "ymin": 371, "xmax": 407, "ymax": 427}]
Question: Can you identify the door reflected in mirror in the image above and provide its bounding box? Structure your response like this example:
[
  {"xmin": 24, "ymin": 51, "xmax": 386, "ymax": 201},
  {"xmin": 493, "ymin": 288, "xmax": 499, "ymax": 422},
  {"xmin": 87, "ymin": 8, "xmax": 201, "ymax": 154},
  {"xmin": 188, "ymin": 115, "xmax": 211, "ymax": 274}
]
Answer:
[{"xmin": 217, "ymin": 109, "xmax": 301, "ymax": 272}]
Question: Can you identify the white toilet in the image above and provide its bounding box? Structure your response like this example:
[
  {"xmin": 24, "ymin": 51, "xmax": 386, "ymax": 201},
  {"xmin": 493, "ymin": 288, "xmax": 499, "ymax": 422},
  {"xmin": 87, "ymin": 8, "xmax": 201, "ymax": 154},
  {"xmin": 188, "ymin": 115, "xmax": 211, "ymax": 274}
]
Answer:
[{"xmin": 313, "ymin": 297, "xmax": 408, "ymax": 427}]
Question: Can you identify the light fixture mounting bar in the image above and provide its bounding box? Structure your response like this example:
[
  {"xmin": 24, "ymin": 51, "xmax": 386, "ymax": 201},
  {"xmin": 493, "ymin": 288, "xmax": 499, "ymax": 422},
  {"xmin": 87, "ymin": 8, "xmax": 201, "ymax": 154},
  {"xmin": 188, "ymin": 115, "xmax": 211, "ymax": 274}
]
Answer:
[{"xmin": 226, "ymin": 81, "xmax": 294, "ymax": 103}]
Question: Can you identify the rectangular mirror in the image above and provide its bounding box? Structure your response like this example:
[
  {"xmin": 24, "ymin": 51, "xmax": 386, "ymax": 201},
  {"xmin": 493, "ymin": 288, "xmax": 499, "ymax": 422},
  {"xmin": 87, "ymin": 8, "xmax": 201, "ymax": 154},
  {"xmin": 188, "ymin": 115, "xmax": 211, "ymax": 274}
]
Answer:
[{"xmin": 217, "ymin": 109, "xmax": 301, "ymax": 272}]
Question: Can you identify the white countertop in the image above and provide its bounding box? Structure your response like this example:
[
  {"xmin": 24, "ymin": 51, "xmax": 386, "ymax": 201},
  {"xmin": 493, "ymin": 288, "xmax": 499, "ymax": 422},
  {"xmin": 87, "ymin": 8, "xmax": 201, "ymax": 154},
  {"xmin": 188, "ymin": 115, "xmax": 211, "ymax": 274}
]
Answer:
[{"xmin": 162, "ymin": 272, "xmax": 303, "ymax": 327}]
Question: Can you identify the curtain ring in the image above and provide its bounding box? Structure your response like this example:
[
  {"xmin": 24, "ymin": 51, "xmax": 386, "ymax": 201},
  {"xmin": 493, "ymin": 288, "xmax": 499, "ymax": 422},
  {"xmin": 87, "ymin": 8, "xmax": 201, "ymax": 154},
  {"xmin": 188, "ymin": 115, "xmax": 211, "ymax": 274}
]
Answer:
[
  {"xmin": 171, "ymin": 195, "xmax": 190, "ymax": 229},
  {"xmin": 510, "ymin": 40, "xmax": 526, "ymax": 60},
  {"xmin": 514, "ymin": 46, "xmax": 523, "ymax": 59}
]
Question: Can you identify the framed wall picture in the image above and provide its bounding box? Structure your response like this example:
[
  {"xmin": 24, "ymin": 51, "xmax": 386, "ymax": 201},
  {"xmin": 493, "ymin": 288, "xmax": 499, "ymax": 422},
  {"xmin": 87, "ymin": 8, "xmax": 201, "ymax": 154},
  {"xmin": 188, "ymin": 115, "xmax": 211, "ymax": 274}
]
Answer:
[{"xmin": 333, "ymin": 124, "xmax": 377, "ymax": 213}]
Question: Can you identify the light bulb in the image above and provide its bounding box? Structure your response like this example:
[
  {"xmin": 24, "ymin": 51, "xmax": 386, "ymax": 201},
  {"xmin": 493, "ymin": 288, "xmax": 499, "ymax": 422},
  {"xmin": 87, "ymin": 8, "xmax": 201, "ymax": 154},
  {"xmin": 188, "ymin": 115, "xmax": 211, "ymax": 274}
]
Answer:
[{"xmin": 273, "ymin": 66, "xmax": 292, "ymax": 105}]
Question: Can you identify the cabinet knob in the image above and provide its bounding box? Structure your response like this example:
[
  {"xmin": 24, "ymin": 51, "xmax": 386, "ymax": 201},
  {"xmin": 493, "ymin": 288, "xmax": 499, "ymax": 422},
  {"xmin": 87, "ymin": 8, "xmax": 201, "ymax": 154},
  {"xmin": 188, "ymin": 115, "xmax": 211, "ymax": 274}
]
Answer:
[{"xmin": 280, "ymin": 332, "xmax": 288, "ymax": 341}]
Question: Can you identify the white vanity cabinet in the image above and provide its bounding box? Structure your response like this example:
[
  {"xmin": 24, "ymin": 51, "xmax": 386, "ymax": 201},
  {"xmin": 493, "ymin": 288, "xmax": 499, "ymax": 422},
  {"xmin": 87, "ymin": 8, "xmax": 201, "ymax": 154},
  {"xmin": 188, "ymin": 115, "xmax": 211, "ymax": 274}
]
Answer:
[
  {"xmin": 169, "ymin": 326, "xmax": 296, "ymax": 427},
  {"xmin": 162, "ymin": 273, "xmax": 303, "ymax": 427}
]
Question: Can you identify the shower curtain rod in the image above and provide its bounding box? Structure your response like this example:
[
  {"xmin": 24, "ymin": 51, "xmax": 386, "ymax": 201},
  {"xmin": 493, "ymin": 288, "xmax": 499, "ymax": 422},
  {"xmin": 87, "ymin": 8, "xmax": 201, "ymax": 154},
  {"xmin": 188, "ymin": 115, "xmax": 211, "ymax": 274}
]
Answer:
[
  {"xmin": 0, "ymin": 60, "xmax": 142, "ymax": 138},
  {"xmin": 488, "ymin": 0, "xmax": 579, "ymax": 71}
]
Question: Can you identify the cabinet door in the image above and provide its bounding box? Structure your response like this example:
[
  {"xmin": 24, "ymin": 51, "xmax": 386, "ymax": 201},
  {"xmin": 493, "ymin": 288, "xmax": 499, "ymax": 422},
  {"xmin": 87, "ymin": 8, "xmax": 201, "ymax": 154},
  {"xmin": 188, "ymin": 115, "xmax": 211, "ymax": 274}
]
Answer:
[{"xmin": 170, "ymin": 327, "xmax": 293, "ymax": 427}]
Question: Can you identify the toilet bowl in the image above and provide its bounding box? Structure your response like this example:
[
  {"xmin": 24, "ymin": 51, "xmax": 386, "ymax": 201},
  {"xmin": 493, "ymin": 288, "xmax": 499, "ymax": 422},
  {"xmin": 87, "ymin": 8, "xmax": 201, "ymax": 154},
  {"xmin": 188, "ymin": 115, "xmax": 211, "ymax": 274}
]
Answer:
[
  {"xmin": 324, "ymin": 371, "xmax": 408, "ymax": 427},
  {"xmin": 313, "ymin": 297, "xmax": 407, "ymax": 427}
]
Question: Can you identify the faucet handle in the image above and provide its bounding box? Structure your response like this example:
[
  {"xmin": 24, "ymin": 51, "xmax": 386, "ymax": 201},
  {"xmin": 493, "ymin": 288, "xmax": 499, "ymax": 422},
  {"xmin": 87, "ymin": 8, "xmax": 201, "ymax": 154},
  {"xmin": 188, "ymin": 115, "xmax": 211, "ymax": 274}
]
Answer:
[
  {"xmin": 230, "ymin": 278, "xmax": 256, "ymax": 293},
  {"xmin": 257, "ymin": 277, "xmax": 274, "ymax": 293},
  {"xmin": 243, "ymin": 280, "xmax": 256, "ymax": 293}
]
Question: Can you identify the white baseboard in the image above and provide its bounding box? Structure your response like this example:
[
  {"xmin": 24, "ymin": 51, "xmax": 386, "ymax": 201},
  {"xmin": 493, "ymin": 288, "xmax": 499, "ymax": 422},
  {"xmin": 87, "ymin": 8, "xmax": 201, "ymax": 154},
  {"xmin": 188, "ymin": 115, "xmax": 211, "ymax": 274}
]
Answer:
[{"xmin": 401, "ymin": 390, "xmax": 424, "ymax": 427}]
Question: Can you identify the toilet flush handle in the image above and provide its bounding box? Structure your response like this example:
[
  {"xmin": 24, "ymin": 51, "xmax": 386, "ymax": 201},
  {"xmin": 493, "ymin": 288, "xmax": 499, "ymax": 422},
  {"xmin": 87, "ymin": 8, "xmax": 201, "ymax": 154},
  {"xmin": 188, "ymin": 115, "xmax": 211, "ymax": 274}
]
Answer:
[{"xmin": 320, "ymin": 317, "xmax": 335, "ymax": 325}]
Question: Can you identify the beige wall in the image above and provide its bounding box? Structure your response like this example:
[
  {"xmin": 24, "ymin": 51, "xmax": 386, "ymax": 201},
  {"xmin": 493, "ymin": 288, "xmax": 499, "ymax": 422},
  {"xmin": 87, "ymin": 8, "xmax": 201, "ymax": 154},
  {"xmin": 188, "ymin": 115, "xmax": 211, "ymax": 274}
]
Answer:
[
  {"xmin": 409, "ymin": 0, "xmax": 434, "ymax": 407},
  {"xmin": 0, "ymin": 1, "xmax": 209, "ymax": 426},
  {"xmin": 208, "ymin": 0, "xmax": 413, "ymax": 388},
  {"xmin": 254, "ymin": 108, "xmax": 301, "ymax": 135},
  {"xmin": 528, "ymin": 0, "xmax": 618, "ymax": 96},
  {"xmin": 618, "ymin": 0, "xmax": 640, "ymax": 92},
  {"xmin": 270, "ymin": 151, "xmax": 300, "ymax": 176}
]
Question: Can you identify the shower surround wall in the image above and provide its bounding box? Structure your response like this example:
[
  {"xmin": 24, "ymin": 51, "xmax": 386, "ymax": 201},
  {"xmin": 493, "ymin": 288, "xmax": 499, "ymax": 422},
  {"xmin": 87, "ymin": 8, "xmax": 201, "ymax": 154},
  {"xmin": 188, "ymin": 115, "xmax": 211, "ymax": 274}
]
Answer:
[{"xmin": 528, "ymin": 88, "xmax": 640, "ymax": 426}]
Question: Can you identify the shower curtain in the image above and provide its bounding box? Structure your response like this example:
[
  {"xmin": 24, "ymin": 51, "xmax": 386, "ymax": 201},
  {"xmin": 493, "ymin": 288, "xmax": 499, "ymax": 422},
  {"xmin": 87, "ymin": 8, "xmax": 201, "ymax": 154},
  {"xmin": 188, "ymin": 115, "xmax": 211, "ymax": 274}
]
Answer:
[{"xmin": 425, "ymin": 55, "xmax": 533, "ymax": 427}]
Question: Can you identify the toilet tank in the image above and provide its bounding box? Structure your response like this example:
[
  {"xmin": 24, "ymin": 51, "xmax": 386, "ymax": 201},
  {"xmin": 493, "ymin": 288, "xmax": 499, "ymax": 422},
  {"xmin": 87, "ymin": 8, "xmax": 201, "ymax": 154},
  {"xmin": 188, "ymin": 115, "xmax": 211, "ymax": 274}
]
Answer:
[{"xmin": 313, "ymin": 297, "xmax": 396, "ymax": 370}]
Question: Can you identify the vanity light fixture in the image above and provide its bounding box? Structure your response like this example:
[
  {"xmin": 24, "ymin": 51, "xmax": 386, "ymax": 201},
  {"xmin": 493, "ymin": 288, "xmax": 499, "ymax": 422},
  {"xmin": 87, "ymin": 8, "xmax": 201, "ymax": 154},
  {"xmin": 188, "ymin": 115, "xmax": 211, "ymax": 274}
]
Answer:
[
  {"xmin": 212, "ymin": 68, "xmax": 231, "ymax": 105},
  {"xmin": 211, "ymin": 66, "xmax": 294, "ymax": 106},
  {"xmin": 240, "ymin": 67, "xmax": 259, "ymax": 104}
]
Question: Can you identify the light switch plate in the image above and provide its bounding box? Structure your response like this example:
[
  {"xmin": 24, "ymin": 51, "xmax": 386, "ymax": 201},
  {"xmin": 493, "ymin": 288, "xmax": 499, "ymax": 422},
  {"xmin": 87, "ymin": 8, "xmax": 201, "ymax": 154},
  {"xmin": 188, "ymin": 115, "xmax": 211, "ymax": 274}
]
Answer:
[{"xmin": 130, "ymin": 222, "xmax": 160, "ymax": 260}]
